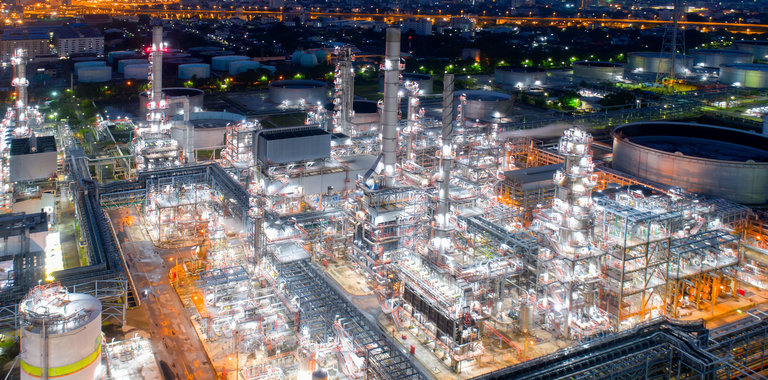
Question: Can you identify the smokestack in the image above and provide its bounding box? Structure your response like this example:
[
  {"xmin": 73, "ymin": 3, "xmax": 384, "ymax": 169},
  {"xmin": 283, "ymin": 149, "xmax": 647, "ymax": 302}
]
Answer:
[
  {"xmin": 381, "ymin": 28, "xmax": 401, "ymax": 188},
  {"xmin": 151, "ymin": 25, "xmax": 164, "ymax": 105},
  {"xmin": 434, "ymin": 73, "xmax": 455, "ymax": 260}
]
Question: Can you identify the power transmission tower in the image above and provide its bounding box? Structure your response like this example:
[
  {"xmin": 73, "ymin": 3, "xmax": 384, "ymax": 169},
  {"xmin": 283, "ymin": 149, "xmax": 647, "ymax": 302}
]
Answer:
[{"xmin": 656, "ymin": 0, "xmax": 686, "ymax": 90}]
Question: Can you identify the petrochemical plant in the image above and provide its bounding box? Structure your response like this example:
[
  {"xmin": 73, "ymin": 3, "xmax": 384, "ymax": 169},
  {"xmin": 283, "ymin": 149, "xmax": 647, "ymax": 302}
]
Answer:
[{"xmin": 5, "ymin": 19, "xmax": 768, "ymax": 380}]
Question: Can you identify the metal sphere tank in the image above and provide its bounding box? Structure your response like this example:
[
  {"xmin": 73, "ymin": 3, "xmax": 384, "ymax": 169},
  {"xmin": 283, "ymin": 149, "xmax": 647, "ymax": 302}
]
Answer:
[
  {"xmin": 612, "ymin": 122, "xmax": 768, "ymax": 204},
  {"xmin": 626, "ymin": 52, "xmax": 691, "ymax": 75},
  {"xmin": 457, "ymin": 90, "xmax": 514, "ymax": 121},
  {"xmin": 572, "ymin": 61, "xmax": 625, "ymax": 83},
  {"xmin": 20, "ymin": 284, "xmax": 103, "ymax": 380},
  {"xmin": 734, "ymin": 41, "xmax": 768, "ymax": 61},
  {"xmin": 123, "ymin": 63, "xmax": 150, "ymax": 79},
  {"xmin": 691, "ymin": 49, "xmax": 754, "ymax": 68},
  {"xmin": 140, "ymin": 87, "xmax": 205, "ymax": 115},
  {"xmin": 494, "ymin": 67, "xmax": 546, "ymax": 90},
  {"xmin": 268, "ymin": 80, "xmax": 329, "ymax": 106},
  {"xmin": 718, "ymin": 64, "xmax": 768, "ymax": 88},
  {"xmin": 178, "ymin": 63, "xmax": 211, "ymax": 80},
  {"xmin": 77, "ymin": 66, "xmax": 112, "ymax": 83}
]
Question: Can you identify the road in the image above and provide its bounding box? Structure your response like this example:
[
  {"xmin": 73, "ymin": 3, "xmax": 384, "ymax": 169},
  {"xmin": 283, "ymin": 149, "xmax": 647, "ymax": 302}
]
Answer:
[{"xmin": 109, "ymin": 207, "xmax": 217, "ymax": 380}]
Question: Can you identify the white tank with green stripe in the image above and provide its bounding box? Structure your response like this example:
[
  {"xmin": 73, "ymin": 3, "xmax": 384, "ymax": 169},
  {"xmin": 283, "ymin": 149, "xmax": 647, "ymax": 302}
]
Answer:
[{"xmin": 19, "ymin": 285, "xmax": 103, "ymax": 380}]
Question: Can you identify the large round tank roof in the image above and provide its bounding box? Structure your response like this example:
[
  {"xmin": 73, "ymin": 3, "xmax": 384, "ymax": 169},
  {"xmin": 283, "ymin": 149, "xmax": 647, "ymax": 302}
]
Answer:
[
  {"xmin": 20, "ymin": 287, "xmax": 101, "ymax": 334},
  {"xmin": 165, "ymin": 57, "xmax": 204, "ymax": 65},
  {"xmin": 613, "ymin": 122, "xmax": 768, "ymax": 163},
  {"xmin": 269, "ymin": 79, "xmax": 326, "ymax": 89},
  {"xmin": 574, "ymin": 61, "xmax": 623, "ymax": 68},
  {"xmin": 171, "ymin": 111, "xmax": 244, "ymax": 128},
  {"xmin": 691, "ymin": 48, "xmax": 754, "ymax": 57},
  {"xmin": 720, "ymin": 63, "xmax": 768, "ymax": 72}
]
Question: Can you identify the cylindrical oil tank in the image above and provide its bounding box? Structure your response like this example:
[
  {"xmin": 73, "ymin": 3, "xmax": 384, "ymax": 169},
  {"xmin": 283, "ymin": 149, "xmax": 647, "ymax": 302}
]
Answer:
[
  {"xmin": 718, "ymin": 64, "xmax": 768, "ymax": 88},
  {"xmin": 313, "ymin": 49, "xmax": 330, "ymax": 64},
  {"xmin": 140, "ymin": 87, "xmax": 205, "ymax": 116},
  {"xmin": 178, "ymin": 63, "xmax": 211, "ymax": 80},
  {"xmin": 211, "ymin": 55, "xmax": 250, "ymax": 71},
  {"xmin": 117, "ymin": 58, "xmax": 148, "ymax": 73},
  {"xmin": 691, "ymin": 49, "xmax": 754, "ymax": 68},
  {"xmin": 573, "ymin": 61, "xmax": 625, "ymax": 83},
  {"xmin": 494, "ymin": 67, "xmax": 546, "ymax": 89},
  {"xmin": 734, "ymin": 41, "xmax": 768, "ymax": 61},
  {"xmin": 299, "ymin": 53, "xmax": 318, "ymax": 68},
  {"xmin": 229, "ymin": 60, "xmax": 261, "ymax": 75},
  {"xmin": 519, "ymin": 304, "xmax": 534, "ymax": 334},
  {"xmin": 626, "ymin": 52, "xmax": 691, "ymax": 75},
  {"xmin": 199, "ymin": 50, "xmax": 235, "ymax": 60},
  {"xmin": 73, "ymin": 60, "xmax": 105, "ymax": 74},
  {"xmin": 171, "ymin": 111, "xmax": 245, "ymax": 150},
  {"xmin": 458, "ymin": 90, "xmax": 514, "ymax": 121},
  {"xmin": 165, "ymin": 57, "xmax": 203, "ymax": 67},
  {"xmin": 20, "ymin": 285, "xmax": 102, "ymax": 380},
  {"xmin": 269, "ymin": 80, "xmax": 329, "ymax": 106},
  {"xmin": 377, "ymin": 73, "xmax": 434, "ymax": 95},
  {"xmin": 124, "ymin": 63, "xmax": 150, "ymax": 79},
  {"xmin": 189, "ymin": 46, "xmax": 223, "ymax": 55},
  {"xmin": 612, "ymin": 122, "xmax": 768, "ymax": 204},
  {"xmin": 107, "ymin": 50, "xmax": 138, "ymax": 64},
  {"xmin": 77, "ymin": 66, "xmax": 112, "ymax": 83},
  {"xmin": 71, "ymin": 56, "xmax": 101, "ymax": 63}
]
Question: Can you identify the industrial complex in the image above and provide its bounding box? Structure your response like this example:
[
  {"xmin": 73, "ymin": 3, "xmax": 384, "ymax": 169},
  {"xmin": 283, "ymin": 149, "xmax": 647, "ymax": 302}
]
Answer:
[{"xmin": 4, "ymin": 10, "xmax": 768, "ymax": 380}]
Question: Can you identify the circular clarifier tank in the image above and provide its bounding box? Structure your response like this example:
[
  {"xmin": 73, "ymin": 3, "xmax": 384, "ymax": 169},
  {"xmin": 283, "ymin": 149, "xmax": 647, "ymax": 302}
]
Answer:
[{"xmin": 612, "ymin": 122, "xmax": 768, "ymax": 204}]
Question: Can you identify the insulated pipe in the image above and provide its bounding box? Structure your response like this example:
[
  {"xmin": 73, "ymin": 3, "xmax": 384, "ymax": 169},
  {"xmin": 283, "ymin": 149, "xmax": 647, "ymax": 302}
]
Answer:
[
  {"xmin": 435, "ymin": 73, "xmax": 455, "ymax": 261},
  {"xmin": 381, "ymin": 28, "xmax": 401, "ymax": 188}
]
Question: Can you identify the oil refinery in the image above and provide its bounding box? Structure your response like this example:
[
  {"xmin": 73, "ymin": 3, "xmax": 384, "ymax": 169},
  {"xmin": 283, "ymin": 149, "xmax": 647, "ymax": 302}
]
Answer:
[{"xmin": 3, "ymin": 15, "xmax": 768, "ymax": 380}]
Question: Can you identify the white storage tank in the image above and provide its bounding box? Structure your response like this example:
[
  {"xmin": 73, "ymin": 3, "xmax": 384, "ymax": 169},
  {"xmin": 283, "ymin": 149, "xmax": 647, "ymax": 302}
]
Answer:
[
  {"xmin": 573, "ymin": 61, "xmax": 625, "ymax": 83},
  {"xmin": 124, "ymin": 63, "xmax": 150, "ymax": 79},
  {"xmin": 171, "ymin": 111, "xmax": 245, "ymax": 150},
  {"xmin": 107, "ymin": 50, "xmax": 138, "ymax": 64},
  {"xmin": 269, "ymin": 80, "xmax": 329, "ymax": 106},
  {"xmin": 178, "ymin": 63, "xmax": 211, "ymax": 80},
  {"xmin": 494, "ymin": 67, "xmax": 546, "ymax": 89},
  {"xmin": 117, "ymin": 59, "xmax": 148, "ymax": 74},
  {"xmin": 229, "ymin": 60, "xmax": 261, "ymax": 75},
  {"xmin": 299, "ymin": 53, "xmax": 318, "ymax": 68},
  {"xmin": 73, "ymin": 61, "xmax": 105, "ymax": 73},
  {"xmin": 20, "ymin": 284, "xmax": 103, "ymax": 380},
  {"xmin": 77, "ymin": 66, "xmax": 112, "ymax": 83},
  {"xmin": 211, "ymin": 55, "xmax": 249, "ymax": 71},
  {"xmin": 140, "ymin": 88, "xmax": 205, "ymax": 116},
  {"xmin": 626, "ymin": 52, "xmax": 691, "ymax": 76},
  {"xmin": 458, "ymin": 90, "xmax": 514, "ymax": 121},
  {"xmin": 691, "ymin": 49, "xmax": 753, "ymax": 68},
  {"xmin": 734, "ymin": 40, "xmax": 768, "ymax": 61},
  {"xmin": 719, "ymin": 64, "xmax": 768, "ymax": 88}
]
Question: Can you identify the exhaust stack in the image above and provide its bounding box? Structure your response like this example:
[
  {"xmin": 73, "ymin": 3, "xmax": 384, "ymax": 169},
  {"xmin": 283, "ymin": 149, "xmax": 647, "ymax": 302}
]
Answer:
[{"xmin": 381, "ymin": 28, "xmax": 401, "ymax": 188}]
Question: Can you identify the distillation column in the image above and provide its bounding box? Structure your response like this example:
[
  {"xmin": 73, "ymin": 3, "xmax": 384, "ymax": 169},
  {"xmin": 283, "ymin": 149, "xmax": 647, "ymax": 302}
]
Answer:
[
  {"xmin": 11, "ymin": 49, "xmax": 29, "ymax": 136},
  {"xmin": 333, "ymin": 46, "xmax": 355, "ymax": 135},
  {"xmin": 433, "ymin": 73, "xmax": 455, "ymax": 261},
  {"xmin": 381, "ymin": 28, "xmax": 401, "ymax": 188},
  {"xmin": 552, "ymin": 128, "xmax": 597, "ymax": 337}
]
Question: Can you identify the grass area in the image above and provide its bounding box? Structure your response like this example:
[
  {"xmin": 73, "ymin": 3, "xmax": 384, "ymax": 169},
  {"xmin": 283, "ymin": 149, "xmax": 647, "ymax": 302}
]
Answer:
[
  {"xmin": 197, "ymin": 148, "xmax": 222, "ymax": 160},
  {"xmin": 355, "ymin": 81, "xmax": 382, "ymax": 101}
]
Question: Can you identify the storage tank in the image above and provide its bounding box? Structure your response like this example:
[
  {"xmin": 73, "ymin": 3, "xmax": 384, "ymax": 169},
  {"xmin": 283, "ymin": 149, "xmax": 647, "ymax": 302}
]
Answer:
[
  {"xmin": 117, "ymin": 58, "xmax": 148, "ymax": 73},
  {"xmin": 612, "ymin": 122, "xmax": 768, "ymax": 204},
  {"xmin": 269, "ymin": 80, "xmax": 329, "ymax": 106},
  {"xmin": 299, "ymin": 53, "xmax": 318, "ymax": 68},
  {"xmin": 189, "ymin": 46, "xmax": 223, "ymax": 55},
  {"xmin": 124, "ymin": 63, "xmax": 150, "ymax": 79},
  {"xmin": 171, "ymin": 111, "xmax": 245, "ymax": 150},
  {"xmin": 73, "ymin": 61, "xmax": 105, "ymax": 74},
  {"xmin": 313, "ymin": 49, "xmax": 331, "ymax": 64},
  {"xmin": 77, "ymin": 66, "xmax": 112, "ymax": 83},
  {"xmin": 200, "ymin": 50, "xmax": 235, "ymax": 60},
  {"xmin": 734, "ymin": 41, "xmax": 768, "ymax": 61},
  {"xmin": 519, "ymin": 304, "xmax": 534, "ymax": 334},
  {"xmin": 573, "ymin": 61, "xmax": 625, "ymax": 83},
  {"xmin": 20, "ymin": 284, "xmax": 103, "ymax": 380},
  {"xmin": 229, "ymin": 60, "xmax": 261, "ymax": 75},
  {"xmin": 691, "ymin": 49, "xmax": 753, "ymax": 68},
  {"xmin": 211, "ymin": 55, "xmax": 249, "ymax": 71},
  {"xmin": 718, "ymin": 64, "xmax": 768, "ymax": 88},
  {"xmin": 494, "ymin": 67, "xmax": 546, "ymax": 89},
  {"xmin": 626, "ymin": 52, "xmax": 691, "ymax": 76},
  {"xmin": 178, "ymin": 63, "xmax": 211, "ymax": 80},
  {"xmin": 140, "ymin": 87, "xmax": 205, "ymax": 115},
  {"xmin": 107, "ymin": 50, "xmax": 138, "ymax": 64},
  {"xmin": 377, "ymin": 73, "xmax": 434, "ymax": 95},
  {"xmin": 458, "ymin": 90, "xmax": 514, "ymax": 121}
]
